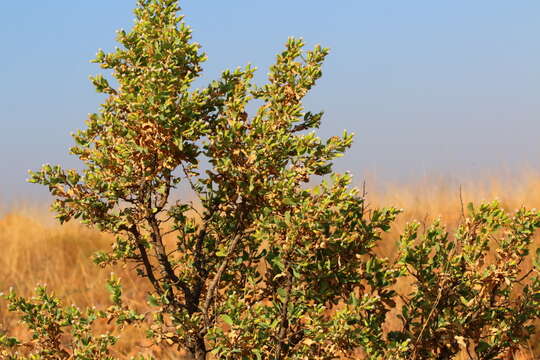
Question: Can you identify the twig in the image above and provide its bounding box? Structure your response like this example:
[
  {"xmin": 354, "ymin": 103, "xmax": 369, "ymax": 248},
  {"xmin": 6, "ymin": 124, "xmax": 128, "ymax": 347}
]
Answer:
[
  {"xmin": 275, "ymin": 268, "xmax": 294, "ymax": 359},
  {"xmin": 459, "ymin": 185, "xmax": 466, "ymax": 223},
  {"xmin": 201, "ymin": 227, "xmax": 254, "ymax": 327},
  {"xmin": 412, "ymin": 288, "xmax": 443, "ymax": 359}
]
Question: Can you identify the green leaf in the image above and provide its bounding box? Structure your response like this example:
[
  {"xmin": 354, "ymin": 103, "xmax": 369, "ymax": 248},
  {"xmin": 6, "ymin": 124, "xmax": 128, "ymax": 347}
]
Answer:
[
  {"xmin": 253, "ymin": 349, "xmax": 262, "ymax": 360},
  {"xmin": 277, "ymin": 287, "xmax": 287, "ymax": 299},
  {"xmin": 147, "ymin": 294, "xmax": 159, "ymax": 307},
  {"xmin": 220, "ymin": 314, "xmax": 234, "ymax": 326},
  {"xmin": 476, "ymin": 341, "xmax": 490, "ymax": 353}
]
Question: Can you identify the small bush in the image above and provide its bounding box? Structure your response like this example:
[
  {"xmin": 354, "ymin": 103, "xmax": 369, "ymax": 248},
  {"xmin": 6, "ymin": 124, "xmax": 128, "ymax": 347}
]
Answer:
[
  {"xmin": 389, "ymin": 202, "xmax": 540, "ymax": 359},
  {"xmin": 1, "ymin": 276, "xmax": 147, "ymax": 360}
]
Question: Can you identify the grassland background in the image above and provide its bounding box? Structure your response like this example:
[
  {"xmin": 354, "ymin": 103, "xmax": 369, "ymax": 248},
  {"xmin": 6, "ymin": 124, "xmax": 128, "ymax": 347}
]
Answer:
[{"xmin": 2, "ymin": 171, "xmax": 540, "ymax": 359}]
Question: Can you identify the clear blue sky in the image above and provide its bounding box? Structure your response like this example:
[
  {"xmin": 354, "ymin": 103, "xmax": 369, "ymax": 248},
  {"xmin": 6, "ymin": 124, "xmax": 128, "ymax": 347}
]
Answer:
[{"xmin": 1, "ymin": 1, "xmax": 539, "ymax": 202}]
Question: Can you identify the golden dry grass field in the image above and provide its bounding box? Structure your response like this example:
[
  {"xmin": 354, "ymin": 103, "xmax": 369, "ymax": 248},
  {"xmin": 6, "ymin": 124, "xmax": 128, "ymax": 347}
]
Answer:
[{"xmin": 1, "ymin": 171, "xmax": 540, "ymax": 359}]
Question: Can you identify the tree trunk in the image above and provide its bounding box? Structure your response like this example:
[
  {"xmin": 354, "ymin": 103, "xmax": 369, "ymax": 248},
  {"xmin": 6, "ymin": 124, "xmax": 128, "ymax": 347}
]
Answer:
[{"xmin": 192, "ymin": 336, "xmax": 207, "ymax": 360}]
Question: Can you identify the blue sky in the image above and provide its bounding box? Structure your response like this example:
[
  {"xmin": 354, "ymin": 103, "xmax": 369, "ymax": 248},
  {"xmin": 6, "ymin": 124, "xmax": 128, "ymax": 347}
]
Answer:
[{"xmin": 1, "ymin": 1, "xmax": 539, "ymax": 202}]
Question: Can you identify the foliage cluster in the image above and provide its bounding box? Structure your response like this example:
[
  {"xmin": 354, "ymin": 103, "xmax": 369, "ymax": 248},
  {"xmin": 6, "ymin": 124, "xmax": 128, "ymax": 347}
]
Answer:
[
  {"xmin": 2, "ymin": 1, "xmax": 540, "ymax": 359},
  {"xmin": 0, "ymin": 276, "xmax": 142, "ymax": 360}
]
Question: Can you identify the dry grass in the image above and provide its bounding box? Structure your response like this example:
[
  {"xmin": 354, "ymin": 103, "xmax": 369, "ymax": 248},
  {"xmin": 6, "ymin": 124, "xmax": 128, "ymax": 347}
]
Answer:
[
  {"xmin": 362, "ymin": 170, "xmax": 539, "ymax": 256},
  {"xmin": 1, "ymin": 171, "xmax": 540, "ymax": 359}
]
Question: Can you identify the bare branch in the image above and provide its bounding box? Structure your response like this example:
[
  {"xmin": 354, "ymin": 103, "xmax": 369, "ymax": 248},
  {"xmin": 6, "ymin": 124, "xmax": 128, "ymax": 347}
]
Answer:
[{"xmin": 202, "ymin": 228, "xmax": 254, "ymax": 324}]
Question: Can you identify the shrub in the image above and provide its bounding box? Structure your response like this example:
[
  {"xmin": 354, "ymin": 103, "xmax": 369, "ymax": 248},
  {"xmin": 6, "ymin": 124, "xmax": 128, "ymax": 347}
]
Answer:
[
  {"xmin": 1, "ymin": 0, "xmax": 538, "ymax": 359},
  {"xmin": 25, "ymin": 0, "xmax": 400, "ymax": 358},
  {"xmin": 0, "ymin": 277, "xmax": 142, "ymax": 360},
  {"xmin": 389, "ymin": 202, "xmax": 540, "ymax": 359}
]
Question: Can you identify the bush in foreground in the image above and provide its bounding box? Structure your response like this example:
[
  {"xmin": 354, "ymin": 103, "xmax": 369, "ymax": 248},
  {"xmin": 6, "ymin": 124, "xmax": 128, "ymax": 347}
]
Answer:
[{"xmin": 2, "ymin": 1, "xmax": 539, "ymax": 359}]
